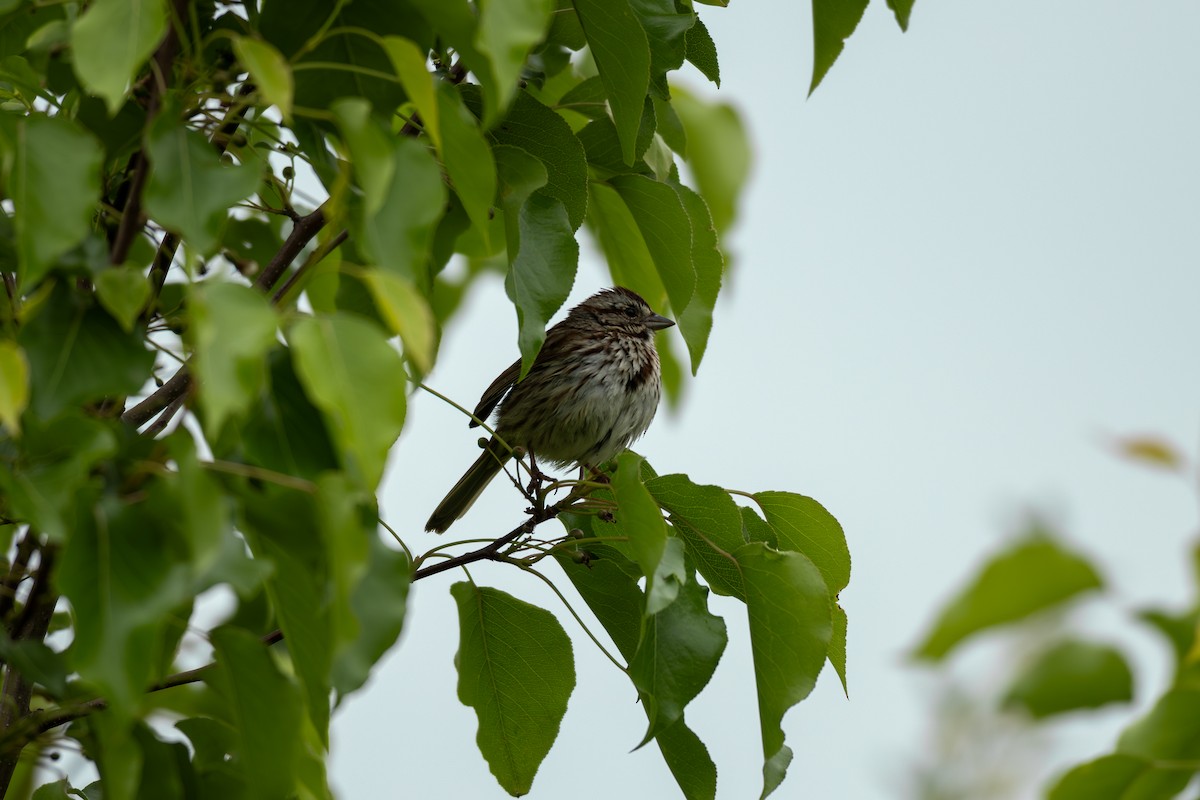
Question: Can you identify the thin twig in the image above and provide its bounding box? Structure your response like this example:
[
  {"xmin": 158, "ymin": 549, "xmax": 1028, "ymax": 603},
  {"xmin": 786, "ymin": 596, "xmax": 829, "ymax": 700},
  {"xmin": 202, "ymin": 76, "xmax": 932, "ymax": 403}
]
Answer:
[
  {"xmin": 271, "ymin": 227, "xmax": 347, "ymax": 304},
  {"xmin": 121, "ymin": 366, "xmax": 192, "ymax": 428},
  {"xmin": 253, "ymin": 204, "xmax": 329, "ymax": 295}
]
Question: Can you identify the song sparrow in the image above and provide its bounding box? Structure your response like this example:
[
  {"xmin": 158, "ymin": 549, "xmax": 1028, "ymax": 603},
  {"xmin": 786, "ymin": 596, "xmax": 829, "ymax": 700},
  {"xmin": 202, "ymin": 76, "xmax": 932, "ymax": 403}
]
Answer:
[{"xmin": 425, "ymin": 286, "xmax": 675, "ymax": 533}]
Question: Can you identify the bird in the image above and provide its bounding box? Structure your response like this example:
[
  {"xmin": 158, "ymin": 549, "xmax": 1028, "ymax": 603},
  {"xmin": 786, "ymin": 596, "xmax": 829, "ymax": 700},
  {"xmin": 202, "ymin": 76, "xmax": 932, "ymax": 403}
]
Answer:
[{"xmin": 425, "ymin": 286, "xmax": 675, "ymax": 532}]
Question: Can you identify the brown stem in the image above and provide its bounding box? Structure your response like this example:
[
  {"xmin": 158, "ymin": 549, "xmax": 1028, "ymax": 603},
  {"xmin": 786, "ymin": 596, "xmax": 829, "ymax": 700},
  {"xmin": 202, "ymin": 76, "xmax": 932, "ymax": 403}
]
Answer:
[
  {"xmin": 0, "ymin": 531, "xmax": 35, "ymax": 631},
  {"xmin": 253, "ymin": 204, "xmax": 329, "ymax": 294},
  {"xmin": 121, "ymin": 365, "xmax": 192, "ymax": 428},
  {"xmin": 271, "ymin": 227, "xmax": 348, "ymax": 305}
]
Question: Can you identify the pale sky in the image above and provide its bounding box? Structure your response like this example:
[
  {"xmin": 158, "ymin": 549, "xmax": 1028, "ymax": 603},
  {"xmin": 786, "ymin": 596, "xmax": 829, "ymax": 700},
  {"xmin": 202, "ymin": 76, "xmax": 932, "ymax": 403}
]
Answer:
[{"xmin": 331, "ymin": 2, "xmax": 1200, "ymax": 798}]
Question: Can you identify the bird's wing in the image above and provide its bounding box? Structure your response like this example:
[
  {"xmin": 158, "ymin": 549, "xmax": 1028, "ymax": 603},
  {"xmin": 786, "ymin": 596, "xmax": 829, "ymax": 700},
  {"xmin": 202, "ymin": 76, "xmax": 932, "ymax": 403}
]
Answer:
[{"xmin": 469, "ymin": 357, "xmax": 521, "ymax": 428}]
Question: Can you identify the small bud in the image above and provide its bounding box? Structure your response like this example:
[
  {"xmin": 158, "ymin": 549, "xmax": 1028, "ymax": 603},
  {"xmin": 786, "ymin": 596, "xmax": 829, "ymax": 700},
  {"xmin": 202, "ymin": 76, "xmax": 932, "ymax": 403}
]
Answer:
[
  {"xmin": 476, "ymin": 437, "xmax": 489, "ymax": 449},
  {"xmin": 568, "ymin": 528, "xmax": 584, "ymax": 540}
]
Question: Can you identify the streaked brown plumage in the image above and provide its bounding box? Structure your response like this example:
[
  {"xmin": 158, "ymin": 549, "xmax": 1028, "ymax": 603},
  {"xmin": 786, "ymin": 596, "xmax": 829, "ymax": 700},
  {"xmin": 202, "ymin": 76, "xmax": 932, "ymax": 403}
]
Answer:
[{"xmin": 425, "ymin": 287, "xmax": 674, "ymax": 533}]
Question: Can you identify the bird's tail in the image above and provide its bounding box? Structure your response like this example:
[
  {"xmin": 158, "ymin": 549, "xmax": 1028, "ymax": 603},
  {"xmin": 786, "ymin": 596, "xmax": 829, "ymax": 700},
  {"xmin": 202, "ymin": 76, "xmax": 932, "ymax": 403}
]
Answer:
[{"xmin": 425, "ymin": 437, "xmax": 512, "ymax": 533}]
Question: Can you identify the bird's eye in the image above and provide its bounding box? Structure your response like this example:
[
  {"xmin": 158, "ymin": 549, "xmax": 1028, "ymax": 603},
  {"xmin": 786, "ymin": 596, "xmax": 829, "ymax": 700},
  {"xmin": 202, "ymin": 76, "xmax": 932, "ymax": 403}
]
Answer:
[{"xmin": 623, "ymin": 306, "xmax": 638, "ymax": 318}]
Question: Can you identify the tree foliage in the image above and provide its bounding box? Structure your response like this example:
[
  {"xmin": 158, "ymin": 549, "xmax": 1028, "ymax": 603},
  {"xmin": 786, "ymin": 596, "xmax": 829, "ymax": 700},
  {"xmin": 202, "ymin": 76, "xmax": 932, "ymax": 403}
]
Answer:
[{"xmin": 0, "ymin": 0, "xmax": 907, "ymax": 797}]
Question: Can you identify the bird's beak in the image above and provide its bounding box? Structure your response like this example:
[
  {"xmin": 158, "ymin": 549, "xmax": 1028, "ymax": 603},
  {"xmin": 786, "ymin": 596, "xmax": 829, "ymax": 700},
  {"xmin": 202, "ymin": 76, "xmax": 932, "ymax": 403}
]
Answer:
[{"xmin": 646, "ymin": 313, "xmax": 675, "ymax": 330}]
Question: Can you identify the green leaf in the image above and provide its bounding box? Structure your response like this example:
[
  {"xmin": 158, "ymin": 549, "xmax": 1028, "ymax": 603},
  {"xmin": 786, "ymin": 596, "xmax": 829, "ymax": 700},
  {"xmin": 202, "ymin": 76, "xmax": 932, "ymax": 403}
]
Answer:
[
  {"xmin": 656, "ymin": 718, "xmax": 718, "ymax": 800},
  {"xmin": 1118, "ymin": 689, "xmax": 1200, "ymax": 760},
  {"xmin": 653, "ymin": 96, "xmax": 687, "ymax": 156},
  {"xmin": 58, "ymin": 493, "xmax": 194, "ymax": 719},
  {"xmin": 1004, "ymin": 640, "xmax": 1133, "ymax": 719},
  {"xmin": 672, "ymin": 183, "xmax": 722, "ymax": 373},
  {"xmin": 206, "ymin": 626, "xmax": 305, "ymax": 799},
  {"xmin": 829, "ymin": 603, "xmax": 848, "ymax": 696},
  {"xmin": 438, "ymin": 82, "xmax": 497, "ymax": 245},
  {"xmin": 353, "ymin": 137, "xmax": 446, "ymax": 288},
  {"xmin": 1047, "ymin": 754, "xmax": 1192, "ymax": 800},
  {"xmin": 382, "ymin": 36, "xmax": 440, "ymax": 149},
  {"xmin": 94, "ymin": 264, "xmax": 151, "ymax": 332},
  {"xmin": 587, "ymin": 181, "xmax": 667, "ymax": 308},
  {"xmin": 645, "ymin": 474, "xmax": 745, "ymax": 599},
  {"xmin": 190, "ymin": 282, "xmax": 278, "ymax": 436},
  {"xmin": 31, "ymin": 781, "xmax": 72, "ymax": 800},
  {"xmin": 289, "ymin": 313, "xmax": 407, "ymax": 491},
  {"xmin": 628, "ymin": 0, "xmax": 694, "ymax": 94},
  {"xmin": 553, "ymin": 537, "xmax": 643, "ymax": 661},
  {"xmin": 572, "ymin": 0, "xmax": 651, "ymax": 165},
  {"xmin": 913, "ymin": 536, "xmax": 1104, "ymax": 661},
  {"xmin": 361, "ymin": 270, "xmax": 438, "ymax": 374},
  {"xmin": 12, "ymin": 115, "xmax": 103, "ymax": 287},
  {"xmin": 240, "ymin": 349, "xmax": 340, "ymax": 481},
  {"xmin": 17, "ymin": 284, "xmax": 154, "ymax": 419},
  {"xmin": 0, "ymin": 633, "xmax": 67, "ymax": 697},
  {"xmin": 577, "ymin": 100, "xmax": 656, "ymax": 175},
  {"xmin": 492, "ymin": 89, "xmax": 589, "ymax": 230},
  {"xmin": 612, "ymin": 451, "xmax": 669, "ymax": 585},
  {"xmin": 332, "ymin": 533, "xmax": 410, "ymax": 697},
  {"xmin": 475, "ymin": 0, "xmax": 554, "ymax": 115},
  {"xmin": 406, "ymin": 0, "xmax": 502, "ymax": 124},
  {"xmin": 451, "ymin": 582, "xmax": 575, "ymax": 797},
  {"xmin": 886, "ymin": 0, "xmax": 915, "ymax": 32},
  {"xmin": 332, "ymin": 98, "xmax": 395, "ymax": 218},
  {"xmin": 670, "ymin": 87, "xmax": 750, "ymax": 234},
  {"xmin": 611, "ymin": 174, "xmax": 695, "ymax": 317},
  {"xmin": 143, "ymin": 113, "xmax": 260, "ymax": 255},
  {"xmin": 629, "ymin": 572, "xmax": 726, "ymax": 746},
  {"xmin": 684, "ymin": 16, "xmax": 719, "ymax": 86},
  {"xmin": 810, "ymin": 0, "xmax": 869, "ymax": 94},
  {"xmin": 736, "ymin": 542, "xmax": 832, "ymax": 799},
  {"xmin": 239, "ymin": 484, "xmax": 334, "ymax": 742},
  {"xmin": 233, "ymin": 36, "xmax": 294, "ymax": 120},
  {"xmin": 0, "ymin": 340, "xmax": 29, "ymax": 434},
  {"xmin": 70, "ymin": 0, "xmax": 166, "ymax": 113},
  {"xmin": 753, "ymin": 491, "xmax": 850, "ymax": 596},
  {"xmin": 0, "ymin": 413, "xmax": 116, "ymax": 541},
  {"xmin": 504, "ymin": 192, "xmax": 578, "ymax": 376}
]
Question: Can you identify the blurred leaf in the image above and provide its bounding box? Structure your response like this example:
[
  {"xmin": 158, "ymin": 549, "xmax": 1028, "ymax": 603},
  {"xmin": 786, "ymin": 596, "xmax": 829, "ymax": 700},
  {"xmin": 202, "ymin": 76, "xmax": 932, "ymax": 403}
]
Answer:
[
  {"xmin": 353, "ymin": 137, "xmax": 446, "ymax": 288},
  {"xmin": 612, "ymin": 451, "xmax": 669, "ymax": 587},
  {"xmin": 332, "ymin": 533, "xmax": 410, "ymax": 697},
  {"xmin": 0, "ymin": 340, "xmax": 29, "ymax": 433},
  {"xmin": 492, "ymin": 90, "xmax": 589, "ymax": 230},
  {"xmin": 332, "ymin": 98, "xmax": 394, "ymax": 218},
  {"xmin": 362, "ymin": 270, "xmax": 437, "ymax": 374},
  {"xmin": 573, "ymin": 0, "xmax": 650, "ymax": 164},
  {"xmin": 94, "ymin": 264, "xmax": 151, "ymax": 332},
  {"xmin": 629, "ymin": 571, "xmax": 727, "ymax": 746},
  {"xmin": 1047, "ymin": 753, "xmax": 1192, "ymax": 800},
  {"xmin": 144, "ymin": 113, "xmax": 260, "ymax": 255},
  {"xmin": 656, "ymin": 718, "xmax": 717, "ymax": 800},
  {"xmin": 289, "ymin": 313, "xmax": 406, "ymax": 491},
  {"xmin": 684, "ymin": 16, "xmax": 719, "ymax": 86},
  {"xmin": 611, "ymin": 174, "xmax": 695, "ymax": 316},
  {"xmin": 1112, "ymin": 435, "xmax": 1183, "ymax": 471},
  {"xmin": 810, "ymin": 0, "xmax": 869, "ymax": 95},
  {"xmin": 1118, "ymin": 688, "xmax": 1200, "ymax": 761},
  {"xmin": 475, "ymin": 0, "xmax": 554, "ymax": 114},
  {"xmin": 645, "ymin": 474, "xmax": 745, "ymax": 599},
  {"xmin": 452, "ymin": 582, "xmax": 575, "ymax": 797},
  {"xmin": 670, "ymin": 87, "xmax": 750, "ymax": 234},
  {"xmin": 1004, "ymin": 640, "xmax": 1133, "ymax": 719},
  {"xmin": 0, "ymin": 633, "xmax": 67, "ymax": 696},
  {"xmin": 18, "ymin": 284, "xmax": 153, "ymax": 419},
  {"xmin": 913, "ymin": 536, "xmax": 1103, "ymax": 661},
  {"xmin": 407, "ymin": 0, "xmax": 501, "ymax": 124},
  {"xmin": 0, "ymin": 414, "xmax": 115, "ymax": 541},
  {"xmin": 753, "ymin": 492, "xmax": 850, "ymax": 596},
  {"xmin": 190, "ymin": 282, "xmax": 278, "ymax": 436},
  {"xmin": 504, "ymin": 192, "xmax": 578, "ymax": 377},
  {"xmin": 672, "ymin": 183, "xmax": 722, "ymax": 373},
  {"xmin": 70, "ymin": 0, "xmax": 166, "ymax": 113},
  {"xmin": 206, "ymin": 626, "xmax": 305, "ymax": 798},
  {"xmin": 233, "ymin": 36, "xmax": 293, "ymax": 120},
  {"xmin": 587, "ymin": 181, "xmax": 667, "ymax": 308},
  {"xmin": 12, "ymin": 115, "xmax": 102, "ymax": 287},
  {"xmin": 438, "ymin": 82, "xmax": 496, "ymax": 246},
  {"xmin": 736, "ymin": 542, "xmax": 832, "ymax": 799},
  {"xmin": 557, "ymin": 76, "xmax": 608, "ymax": 120},
  {"xmin": 31, "ymin": 781, "xmax": 72, "ymax": 800},
  {"xmin": 239, "ymin": 349, "xmax": 340, "ymax": 481},
  {"xmin": 886, "ymin": 0, "xmax": 915, "ymax": 32},
  {"xmin": 382, "ymin": 36, "xmax": 440, "ymax": 148},
  {"xmin": 58, "ymin": 494, "xmax": 193, "ymax": 719}
]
